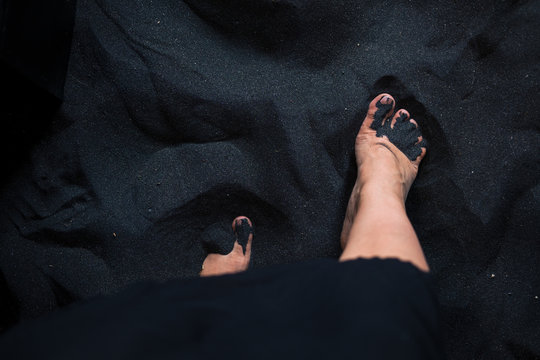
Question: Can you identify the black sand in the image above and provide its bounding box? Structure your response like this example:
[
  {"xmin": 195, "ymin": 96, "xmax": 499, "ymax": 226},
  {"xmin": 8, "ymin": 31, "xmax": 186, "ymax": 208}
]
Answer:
[{"xmin": 0, "ymin": 0, "xmax": 539, "ymax": 358}]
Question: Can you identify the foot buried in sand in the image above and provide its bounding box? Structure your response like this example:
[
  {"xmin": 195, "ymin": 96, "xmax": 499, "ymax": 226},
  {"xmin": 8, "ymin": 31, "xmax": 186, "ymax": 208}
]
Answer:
[
  {"xmin": 340, "ymin": 93, "xmax": 429, "ymax": 271},
  {"xmin": 200, "ymin": 216, "xmax": 253, "ymax": 277}
]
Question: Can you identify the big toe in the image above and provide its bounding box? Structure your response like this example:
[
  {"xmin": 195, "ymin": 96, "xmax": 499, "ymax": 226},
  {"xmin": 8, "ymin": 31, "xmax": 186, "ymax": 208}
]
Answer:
[
  {"xmin": 362, "ymin": 93, "xmax": 395, "ymax": 130},
  {"xmin": 232, "ymin": 216, "xmax": 253, "ymax": 256}
]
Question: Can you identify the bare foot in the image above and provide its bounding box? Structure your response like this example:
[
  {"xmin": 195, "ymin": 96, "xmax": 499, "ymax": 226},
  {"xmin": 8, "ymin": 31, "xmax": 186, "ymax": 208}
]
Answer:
[
  {"xmin": 200, "ymin": 216, "xmax": 253, "ymax": 277},
  {"xmin": 340, "ymin": 93, "xmax": 426, "ymax": 249}
]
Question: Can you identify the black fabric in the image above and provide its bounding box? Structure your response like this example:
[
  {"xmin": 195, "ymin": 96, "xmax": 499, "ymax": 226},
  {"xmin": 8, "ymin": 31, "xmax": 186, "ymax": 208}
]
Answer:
[
  {"xmin": 0, "ymin": 258, "xmax": 444, "ymax": 360},
  {"xmin": 0, "ymin": 0, "xmax": 539, "ymax": 359}
]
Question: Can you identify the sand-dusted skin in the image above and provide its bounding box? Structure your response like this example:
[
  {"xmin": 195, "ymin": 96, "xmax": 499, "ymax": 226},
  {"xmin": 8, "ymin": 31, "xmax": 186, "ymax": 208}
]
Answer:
[
  {"xmin": 339, "ymin": 93, "xmax": 429, "ymax": 272},
  {"xmin": 200, "ymin": 216, "xmax": 253, "ymax": 276}
]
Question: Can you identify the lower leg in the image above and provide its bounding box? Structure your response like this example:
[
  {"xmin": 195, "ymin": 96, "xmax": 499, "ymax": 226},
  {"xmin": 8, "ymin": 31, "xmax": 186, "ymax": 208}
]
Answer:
[{"xmin": 339, "ymin": 181, "xmax": 428, "ymax": 271}]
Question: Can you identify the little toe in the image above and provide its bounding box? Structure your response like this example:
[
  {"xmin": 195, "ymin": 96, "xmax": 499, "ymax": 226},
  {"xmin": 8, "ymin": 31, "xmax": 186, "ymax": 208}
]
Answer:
[
  {"xmin": 362, "ymin": 93, "xmax": 395, "ymax": 130},
  {"xmin": 409, "ymin": 119, "xmax": 426, "ymax": 145},
  {"xmin": 409, "ymin": 119, "xmax": 427, "ymax": 163},
  {"xmin": 413, "ymin": 147, "xmax": 427, "ymax": 166}
]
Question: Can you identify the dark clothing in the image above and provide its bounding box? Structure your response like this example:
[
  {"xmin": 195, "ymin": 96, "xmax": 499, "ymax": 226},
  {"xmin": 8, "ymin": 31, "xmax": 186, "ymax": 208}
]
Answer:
[{"xmin": 0, "ymin": 258, "xmax": 444, "ymax": 359}]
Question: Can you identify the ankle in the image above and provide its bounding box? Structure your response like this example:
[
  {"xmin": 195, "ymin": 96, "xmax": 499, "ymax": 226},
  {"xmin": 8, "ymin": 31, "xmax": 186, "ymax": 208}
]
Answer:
[{"xmin": 358, "ymin": 179, "xmax": 407, "ymax": 205}]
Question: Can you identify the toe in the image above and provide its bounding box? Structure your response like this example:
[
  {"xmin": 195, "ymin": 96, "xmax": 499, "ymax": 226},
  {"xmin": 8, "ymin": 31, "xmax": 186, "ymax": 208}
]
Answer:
[
  {"xmin": 391, "ymin": 109, "xmax": 409, "ymax": 128},
  {"xmin": 409, "ymin": 119, "xmax": 427, "ymax": 165},
  {"xmin": 362, "ymin": 93, "xmax": 395, "ymax": 130},
  {"xmin": 409, "ymin": 119, "xmax": 426, "ymax": 146},
  {"xmin": 232, "ymin": 216, "xmax": 253, "ymax": 256},
  {"xmin": 413, "ymin": 147, "xmax": 427, "ymax": 167}
]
